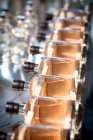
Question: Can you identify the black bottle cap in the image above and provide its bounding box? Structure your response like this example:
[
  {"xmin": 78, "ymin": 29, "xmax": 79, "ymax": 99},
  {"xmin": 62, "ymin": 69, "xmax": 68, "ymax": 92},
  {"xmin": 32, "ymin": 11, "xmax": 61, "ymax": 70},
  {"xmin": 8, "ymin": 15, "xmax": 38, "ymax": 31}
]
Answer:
[
  {"xmin": 6, "ymin": 102, "xmax": 20, "ymax": 114},
  {"xmin": 23, "ymin": 61, "xmax": 35, "ymax": 72},
  {"xmin": 12, "ymin": 80, "xmax": 25, "ymax": 91},
  {"xmin": 30, "ymin": 46, "xmax": 40, "ymax": 55},
  {"xmin": 45, "ymin": 13, "xmax": 53, "ymax": 21},
  {"xmin": 40, "ymin": 21, "xmax": 48, "ymax": 30},
  {"xmin": 0, "ymin": 131, "xmax": 7, "ymax": 140},
  {"xmin": 37, "ymin": 32, "xmax": 46, "ymax": 42}
]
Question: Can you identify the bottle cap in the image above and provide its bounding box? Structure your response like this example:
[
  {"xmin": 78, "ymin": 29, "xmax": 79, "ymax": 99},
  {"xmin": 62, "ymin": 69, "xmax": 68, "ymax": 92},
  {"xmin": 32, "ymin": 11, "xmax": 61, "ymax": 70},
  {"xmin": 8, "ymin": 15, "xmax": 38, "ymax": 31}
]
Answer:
[
  {"xmin": 6, "ymin": 102, "xmax": 20, "ymax": 114},
  {"xmin": 12, "ymin": 80, "xmax": 25, "ymax": 91},
  {"xmin": 30, "ymin": 46, "xmax": 40, "ymax": 55},
  {"xmin": 23, "ymin": 61, "xmax": 35, "ymax": 72},
  {"xmin": 17, "ymin": 15, "xmax": 25, "ymax": 20},
  {"xmin": 40, "ymin": 21, "xmax": 48, "ymax": 30},
  {"xmin": 45, "ymin": 13, "xmax": 53, "ymax": 21},
  {"xmin": 37, "ymin": 32, "xmax": 46, "ymax": 42}
]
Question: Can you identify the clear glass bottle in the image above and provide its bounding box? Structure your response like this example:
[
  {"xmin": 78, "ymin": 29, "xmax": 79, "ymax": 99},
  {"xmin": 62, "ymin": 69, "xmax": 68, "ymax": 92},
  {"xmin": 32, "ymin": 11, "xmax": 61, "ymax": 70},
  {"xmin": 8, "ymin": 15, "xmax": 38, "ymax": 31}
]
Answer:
[
  {"xmin": 44, "ymin": 40, "xmax": 86, "ymax": 61},
  {"xmin": 24, "ymin": 7, "xmax": 38, "ymax": 38},
  {"xmin": 5, "ymin": 97, "xmax": 83, "ymax": 136},
  {"xmin": 12, "ymin": 73, "xmax": 84, "ymax": 104},
  {"xmin": 1, "ymin": 5, "xmax": 13, "ymax": 28},
  {"xmin": 12, "ymin": 75, "xmax": 76, "ymax": 100},
  {"xmin": 11, "ymin": 15, "xmax": 30, "ymax": 65},
  {"xmin": 5, "ymin": 97, "xmax": 74, "ymax": 129},
  {"xmin": 0, "ymin": 124, "xmax": 70, "ymax": 140},
  {"xmin": 49, "ymin": 28, "xmax": 84, "ymax": 44},
  {"xmin": 0, "ymin": 13, "xmax": 11, "ymax": 64}
]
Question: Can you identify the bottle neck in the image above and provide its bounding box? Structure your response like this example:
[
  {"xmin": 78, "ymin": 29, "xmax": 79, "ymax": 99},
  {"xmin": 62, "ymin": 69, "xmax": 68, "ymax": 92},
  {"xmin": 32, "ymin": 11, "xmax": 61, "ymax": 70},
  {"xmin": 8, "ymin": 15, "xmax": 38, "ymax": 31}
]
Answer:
[{"xmin": 17, "ymin": 21, "xmax": 25, "ymax": 28}]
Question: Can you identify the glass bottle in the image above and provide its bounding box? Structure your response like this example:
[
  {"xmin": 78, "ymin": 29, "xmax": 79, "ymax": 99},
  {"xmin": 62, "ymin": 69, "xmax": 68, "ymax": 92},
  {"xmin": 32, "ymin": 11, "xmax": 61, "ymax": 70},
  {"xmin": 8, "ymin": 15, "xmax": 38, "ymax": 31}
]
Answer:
[
  {"xmin": 5, "ymin": 97, "xmax": 75, "ymax": 129},
  {"xmin": 12, "ymin": 75, "xmax": 76, "ymax": 100},
  {"xmin": 44, "ymin": 40, "xmax": 86, "ymax": 61},
  {"xmin": 11, "ymin": 15, "xmax": 30, "ymax": 65},
  {"xmin": 0, "ymin": 13, "xmax": 11, "ymax": 64},
  {"xmin": 0, "ymin": 124, "xmax": 70, "ymax": 140},
  {"xmin": 24, "ymin": 7, "xmax": 38, "ymax": 38},
  {"xmin": 1, "ymin": 5, "xmax": 13, "ymax": 28},
  {"xmin": 5, "ymin": 98, "xmax": 83, "ymax": 134}
]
